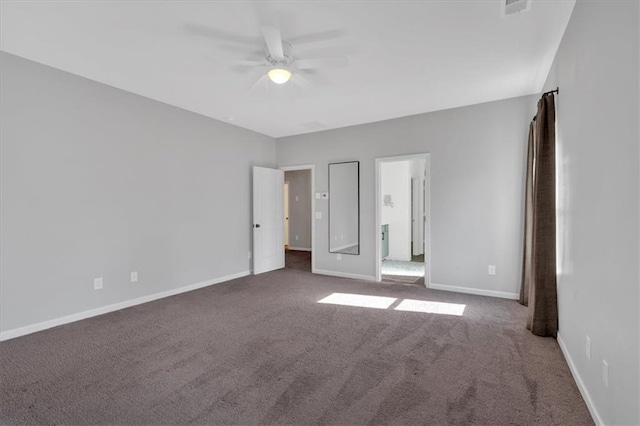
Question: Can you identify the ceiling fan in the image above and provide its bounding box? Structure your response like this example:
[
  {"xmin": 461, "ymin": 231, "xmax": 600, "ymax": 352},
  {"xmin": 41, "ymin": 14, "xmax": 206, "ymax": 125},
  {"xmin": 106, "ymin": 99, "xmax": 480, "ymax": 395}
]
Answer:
[{"xmin": 240, "ymin": 25, "xmax": 349, "ymax": 90}]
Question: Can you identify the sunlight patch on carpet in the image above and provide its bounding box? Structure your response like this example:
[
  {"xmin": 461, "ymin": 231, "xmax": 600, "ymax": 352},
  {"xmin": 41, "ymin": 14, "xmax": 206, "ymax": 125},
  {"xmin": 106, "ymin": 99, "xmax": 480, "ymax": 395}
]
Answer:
[
  {"xmin": 394, "ymin": 299, "xmax": 465, "ymax": 316},
  {"xmin": 318, "ymin": 293, "xmax": 466, "ymax": 316},
  {"xmin": 317, "ymin": 293, "xmax": 397, "ymax": 309}
]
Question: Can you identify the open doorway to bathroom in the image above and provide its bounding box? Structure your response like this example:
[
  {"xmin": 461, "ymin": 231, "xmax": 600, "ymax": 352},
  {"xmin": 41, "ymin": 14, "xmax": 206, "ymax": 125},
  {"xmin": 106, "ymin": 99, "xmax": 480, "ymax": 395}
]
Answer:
[{"xmin": 376, "ymin": 154, "xmax": 430, "ymax": 287}]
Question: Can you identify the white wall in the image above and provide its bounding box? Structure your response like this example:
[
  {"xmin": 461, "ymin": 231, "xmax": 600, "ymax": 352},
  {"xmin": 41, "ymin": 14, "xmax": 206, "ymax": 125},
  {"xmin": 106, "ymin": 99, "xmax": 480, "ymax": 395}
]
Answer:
[
  {"xmin": 410, "ymin": 159, "xmax": 426, "ymax": 256},
  {"xmin": 277, "ymin": 94, "xmax": 535, "ymax": 292},
  {"xmin": 542, "ymin": 1, "xmax": 639, "ymax": 424},
  {"xmin": 381, "ymin": 161, "xmax": 412, "ymax": 261},
  {"xmin": 0, "ymin": 53, "xmax": 276, "ymax": 334},
  {"xmin": 410, "ymin": 159, "xmax": 426, "ymax": 181},
  {"xmin": 284, "ymin": 170, "xmax": 312, "ymax": 250}
]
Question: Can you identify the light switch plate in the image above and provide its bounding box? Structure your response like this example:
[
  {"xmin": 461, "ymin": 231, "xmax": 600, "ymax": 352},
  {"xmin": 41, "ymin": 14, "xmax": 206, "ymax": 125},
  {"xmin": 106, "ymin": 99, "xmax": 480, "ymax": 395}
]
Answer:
[
  {"xmin": 315, "ymin": 212, "xmax": 322, "ymax": 219},
  {"xmin": 315, "ymin": 193, "xmax": 321, "ymax": 199}
]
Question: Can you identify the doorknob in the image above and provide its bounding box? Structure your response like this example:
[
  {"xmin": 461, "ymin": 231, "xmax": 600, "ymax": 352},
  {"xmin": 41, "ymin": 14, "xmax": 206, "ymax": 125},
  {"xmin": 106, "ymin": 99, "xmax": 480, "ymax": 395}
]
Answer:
[{"xmin": 254, "ymin": 224, "xmax": 261, "ymax": 228}]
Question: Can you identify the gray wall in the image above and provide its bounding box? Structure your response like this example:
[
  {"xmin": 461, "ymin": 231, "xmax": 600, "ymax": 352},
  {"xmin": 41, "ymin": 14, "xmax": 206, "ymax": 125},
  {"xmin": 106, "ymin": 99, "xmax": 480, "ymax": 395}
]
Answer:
[
  {"xmin": 541, "ymin": 1, "xmax": 639, "ymax": 424},
  {"xmin": 284, "ymin": 170, "xmax": 311, "ymax": 250},
  {"xmin": 0, "ymin": 53, "xmax": 276, "ymax": 333},
  {"xmin": 277, "ymin": 94, "xmax": 536, "ymax": 290}
]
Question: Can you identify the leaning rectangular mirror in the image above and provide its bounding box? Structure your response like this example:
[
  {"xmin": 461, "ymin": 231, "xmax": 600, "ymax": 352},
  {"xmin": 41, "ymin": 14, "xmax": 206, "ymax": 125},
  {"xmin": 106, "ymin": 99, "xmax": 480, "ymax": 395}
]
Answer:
[{"xmin": 329, "ymin": 161, "xmax": 360, "ymax": 255}]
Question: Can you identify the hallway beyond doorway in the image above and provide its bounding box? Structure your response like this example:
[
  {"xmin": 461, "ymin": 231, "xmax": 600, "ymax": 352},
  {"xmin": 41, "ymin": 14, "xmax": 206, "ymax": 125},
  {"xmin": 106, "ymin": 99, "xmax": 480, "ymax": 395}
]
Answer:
[
  {"xmin": 381, "ymin": 254, "xmax": 425, "ymax": 286},
  {"xmin": 285, "ymin": 250, "xmax": 311, "ymax": 271}
]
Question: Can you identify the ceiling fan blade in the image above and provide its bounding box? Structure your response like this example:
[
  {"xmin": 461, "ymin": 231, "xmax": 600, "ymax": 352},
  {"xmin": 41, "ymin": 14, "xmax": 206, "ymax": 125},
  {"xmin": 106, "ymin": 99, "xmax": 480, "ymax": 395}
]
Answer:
[
  {"xmin": 295, "ymin": 56, "xmax": 348, "ymax": 70},
  {"xmin": 237, "ymin": 60, "xmax": 267, "ymax": 67},
  {"xmin": 261, "ymin": 26, "xmax": 284, "ymax": 60},
  {"xmin": 183, "ymin": 23, "xmax": 261, "ymax": 46},
  {"xmin": 233, "ymin": 60, "xmax": 268, "ymax": 75},
  {"xmin": 291, "ymin": 73, "xmax": 313, "ymax": 90},
  {"xmin": 288, "ymin": 29, "xmax": 347, "ymax": 45},
  {"xmin": 248, "ymin": 74, "xmax": 269, "ymax": 92}
]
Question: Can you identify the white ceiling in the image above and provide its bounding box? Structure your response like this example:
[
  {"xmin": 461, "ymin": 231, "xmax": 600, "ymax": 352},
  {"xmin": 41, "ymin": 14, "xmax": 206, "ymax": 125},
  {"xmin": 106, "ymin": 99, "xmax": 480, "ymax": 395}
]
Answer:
[{"xmin": 0, "ymin": 0, "xmax": 575, "ymax": 138}]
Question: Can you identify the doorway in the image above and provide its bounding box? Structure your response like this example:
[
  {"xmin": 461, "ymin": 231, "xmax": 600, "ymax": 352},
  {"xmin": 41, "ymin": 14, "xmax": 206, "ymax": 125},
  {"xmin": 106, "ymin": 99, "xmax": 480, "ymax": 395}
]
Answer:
[
  {"xmin": 280, "ymin": 165, "xmax": 315, "ymax": 272},
  {"xmin": 376, "ymin": 154, "xmax": 430, "ymax": 286}
]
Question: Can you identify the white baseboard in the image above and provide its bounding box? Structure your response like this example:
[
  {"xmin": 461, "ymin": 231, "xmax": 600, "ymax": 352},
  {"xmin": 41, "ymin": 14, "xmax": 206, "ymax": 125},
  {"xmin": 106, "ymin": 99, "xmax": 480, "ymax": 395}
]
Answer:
[
  {"xmin": 0, "ymin": 270, "xmax": 251, "ymax": 342},
  {"xmin": 557, "ymin": 333, "xmax": 604, "ymax": 426},
  {"xmin": 429, "ymin": 283, "xmax": 519, "ymax": 300},
  {"xmin": 313, "ymin": 268, "xmax": 376, "ymax": 282},
  {"xmin": 288, "ymin": 247, "xmax": 311, "ymax": 252}
]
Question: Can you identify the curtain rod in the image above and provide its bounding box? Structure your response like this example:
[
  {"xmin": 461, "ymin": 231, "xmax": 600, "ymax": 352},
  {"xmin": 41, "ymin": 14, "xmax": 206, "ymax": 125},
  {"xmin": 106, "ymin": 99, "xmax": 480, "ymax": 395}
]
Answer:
[
  {"xmin": 531, "ymin": 87, "xmax": 560, "ymax": 121},
  {"xmin": 532, "ymin": 87, "xmax": 560, "ymax": 121}
]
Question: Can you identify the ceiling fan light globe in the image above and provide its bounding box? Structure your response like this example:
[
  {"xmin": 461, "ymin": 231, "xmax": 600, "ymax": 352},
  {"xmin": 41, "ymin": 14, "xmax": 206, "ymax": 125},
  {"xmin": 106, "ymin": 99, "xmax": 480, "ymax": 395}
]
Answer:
[{"xmin": 267, "ymin": 68, "xmax": 292, "ymax": 84}]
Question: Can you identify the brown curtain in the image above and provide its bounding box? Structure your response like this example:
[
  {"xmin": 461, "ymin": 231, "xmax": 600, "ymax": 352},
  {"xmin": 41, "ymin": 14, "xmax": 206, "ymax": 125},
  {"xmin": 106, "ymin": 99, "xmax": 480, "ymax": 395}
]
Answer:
[
  {"xmin": 519, "ymin": 121, "xmax": 535, "ymax": 306},
  {"xmin": 520, "ymin": 94, "xmax": 558, "ymax": 337}
]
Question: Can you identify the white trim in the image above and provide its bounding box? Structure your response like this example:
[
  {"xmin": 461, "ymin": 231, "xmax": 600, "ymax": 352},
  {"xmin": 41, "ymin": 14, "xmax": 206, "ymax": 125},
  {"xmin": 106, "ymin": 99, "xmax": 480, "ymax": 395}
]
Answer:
[
  {"xmin": 312, "ymin": 268, "xmax": 376, "ymax": 282},
  {"xmin": 279, "ymin": 164, "xmax": 315, "ymax": 272},
  {"xmin": 557, "ymin": 333, "xmax": 603, "ymax": 426},
  {"xmin": 429, "ymin": 283, "xmax": 519, "ymax": 300},
  {"xmin": 376, "ymin": 153, "xmax": 431, "ymax": 287},
  {"xmin": 0, "ymin": 270, "xmax": 251, "ymax": 342},
  {"xmin": 424, "ymin": 158, "xmax": 432, "ymax": 288},
  {"xmin": 288, "ymin": 247, "xmax": 311, "ymax": 252}
]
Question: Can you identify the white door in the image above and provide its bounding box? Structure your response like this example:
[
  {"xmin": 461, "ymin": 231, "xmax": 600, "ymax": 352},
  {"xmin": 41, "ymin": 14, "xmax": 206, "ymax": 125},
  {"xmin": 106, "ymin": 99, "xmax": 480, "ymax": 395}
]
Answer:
[
  {"xmin": 284, "ymin": 182, "xmax": 290, "ymax": 246},
  {"xmin": 253, "ymin": 166, "xmax": 285, "ymax": 274}
]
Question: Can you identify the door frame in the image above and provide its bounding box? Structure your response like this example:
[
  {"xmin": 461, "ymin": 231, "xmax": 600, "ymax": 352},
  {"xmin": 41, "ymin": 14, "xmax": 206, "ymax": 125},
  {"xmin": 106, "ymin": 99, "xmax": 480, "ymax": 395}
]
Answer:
[
  {"xmin": 375, "ymin": 153, "xmax": 431, "ymax": 286},
  {"xmin": 279, "ymin": 164, "xmax": 316, "ymax": 272}
]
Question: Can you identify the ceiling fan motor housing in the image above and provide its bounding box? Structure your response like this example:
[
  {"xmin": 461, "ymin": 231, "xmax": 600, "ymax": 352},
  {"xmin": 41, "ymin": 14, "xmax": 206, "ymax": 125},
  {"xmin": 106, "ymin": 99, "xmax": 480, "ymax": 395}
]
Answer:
[{"xmin": 266, "ymin": 41, "xmax": 293, "ymax": 66}]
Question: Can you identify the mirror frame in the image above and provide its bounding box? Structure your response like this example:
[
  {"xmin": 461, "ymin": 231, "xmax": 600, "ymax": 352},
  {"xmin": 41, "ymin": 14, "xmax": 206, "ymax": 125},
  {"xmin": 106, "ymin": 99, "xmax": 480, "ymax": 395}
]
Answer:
[{"xmin": 328, "ymin": 161, "xmax": 360, "ymax": 255}]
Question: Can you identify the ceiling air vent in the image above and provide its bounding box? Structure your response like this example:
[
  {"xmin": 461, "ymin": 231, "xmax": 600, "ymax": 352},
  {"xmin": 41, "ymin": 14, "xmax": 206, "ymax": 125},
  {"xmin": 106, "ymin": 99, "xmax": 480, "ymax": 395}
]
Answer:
[
  {"xmin": 501, "ymin": 0, "xmax": 532, "ymax": 16},
  {"xmin": 301, "ymin": 121, "xmax": 327, "ymax": 131}
]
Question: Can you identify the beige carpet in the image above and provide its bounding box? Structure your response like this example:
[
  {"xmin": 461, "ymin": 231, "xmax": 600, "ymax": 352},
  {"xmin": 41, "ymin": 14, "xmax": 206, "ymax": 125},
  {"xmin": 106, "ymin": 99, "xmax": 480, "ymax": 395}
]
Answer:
[{"xmin": 0, "ymin": 259, "xmax": 592, "ymax": 425}]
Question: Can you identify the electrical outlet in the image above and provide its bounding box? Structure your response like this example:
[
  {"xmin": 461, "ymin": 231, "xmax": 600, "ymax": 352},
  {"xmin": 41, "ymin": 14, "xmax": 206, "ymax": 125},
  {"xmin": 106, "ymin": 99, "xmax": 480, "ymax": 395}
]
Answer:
[
  {"xmin": 295, "ymin": 235, "xmax": 299, "ymax": 241},
  {"xmin": 248, "ymin": 251, "xmax": 252, "ymax": 259},
  {"xmin": 602, "ymin": 360, "xmax": 609, "ymax": 387},
  {"xmin": 488, "ymin": 265, "xmax": 496, "ymax": 275},
  {"xmin": 586, "ymin": 335, "xmax": 591, "ymax": 360},
  {"xmin": 130, "ymin": 271, "xmax": 138, "ymax": 283},
  {"xmin": 94, "ymin": 277, "xmax": 103, "ymax": 290},
  {"xmin": 337, "ymin": 254, "xmax": 342, "ymax": 261}
]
